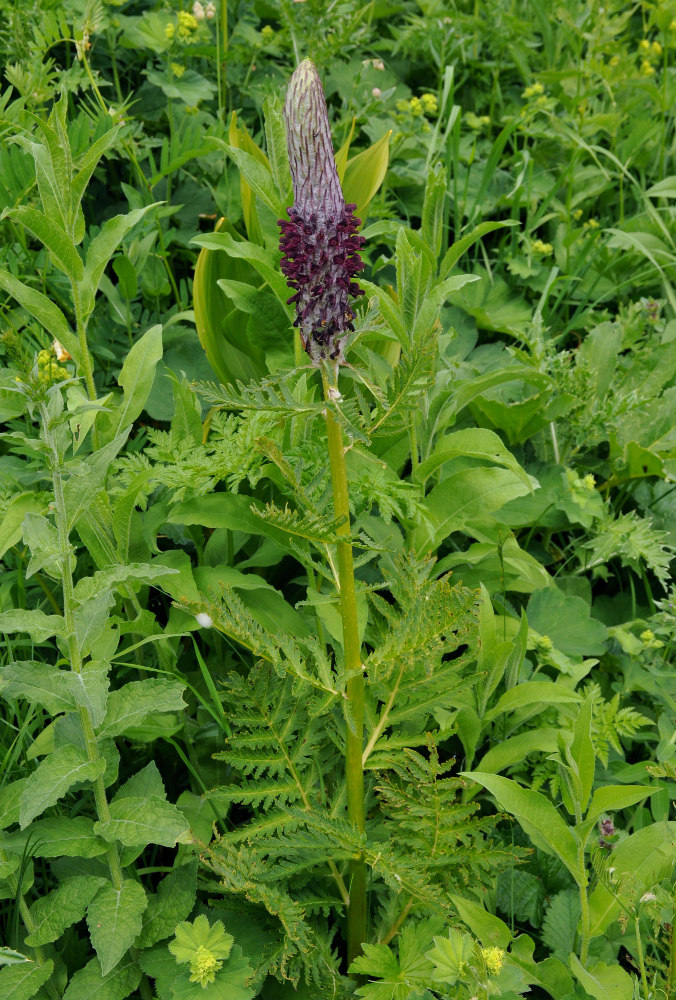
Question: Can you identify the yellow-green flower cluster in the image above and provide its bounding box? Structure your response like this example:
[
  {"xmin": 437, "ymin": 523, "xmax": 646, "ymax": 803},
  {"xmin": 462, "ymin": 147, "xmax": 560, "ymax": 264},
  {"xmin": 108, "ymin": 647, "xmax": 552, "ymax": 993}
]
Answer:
[
  {"xmin": 522, "ymin": 81, "xmax": 544, "ymax": 99},
  {"xmin": 531, "ymin": 238, "xmax": 553, "ymax": 255},
  {"xmin": 189, "ymin": 945, "xmax": 223, "ymax": 987},
  {"xmin": 482, "ymin": 947, "xmax": 505, "ymax": 977},
  {"xmin": 36, "ymin": 349, "xmax": 70, "ymax": 387},
  {"xmin": 171, "ymin": 62, "xmax": 186, "ymax": 77},
  {"xmin": 638, "ymin": 37, "xmax": 662, "ymax": 75},
  {"xmin": 165, "ymin": 9, "xmax": 201, "ymax": 43},
  {"xmin": 641, "ymin": 629, "xmax": 664, "ymax": 649},
  {"xmin": 396, "ymin": 93, "xmax": 438, "ymax": 117},
  {"xmin": 261, "ymin": 24, "xmax": 275, "ymax": 41},
  {"xmin": 465, "ymin": 111, "xmax": 491, "ymax": 130}
]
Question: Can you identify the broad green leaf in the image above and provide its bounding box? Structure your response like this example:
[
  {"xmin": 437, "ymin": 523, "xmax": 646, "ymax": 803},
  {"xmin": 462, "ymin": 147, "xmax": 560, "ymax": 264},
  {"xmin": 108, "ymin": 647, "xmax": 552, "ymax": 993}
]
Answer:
[
  {"xmin": 342, "ymin": 130, "xmax": 391, "ymax": 220},
  {"xmin": 63, "ymin": 432, "xmax": 129, "ymax": 532},
  {"xmin": 462, "ymin": 772, "xmax": 580, "ymax": 880},
  {"xmin": 1, "ymin": 817, "xmax": 108, "ymax": 858},
  {"xmin": 192, "ymin": 231, "xmax": 292, "ymax": 314},
  {"xmin": 412, "ymin": 273, "xmax": 479, "ymax": 340},
  {"xmin": 527, "ymin": 589, "xmax": 607, "ymax": 657},
  {"xmin": 586, "ymin": 784, "xmax": 653, "ymax": 826},
  {"xmin": 110, "ymin": 325, "xmax": 163, "ymax": 434},
  {"xmin": 22, "ymin": 512, "xmax": 62, "ymax": 579},
  {"xmin": 415, "ymin": 427, "xmax": 532, "ymax": 490},
  {"xmin": 71, "ymin": 128, "xmax": 122, "ymax": 224},
  {"xmin": 0, "ymin": 610, "xmax": 65, "ymax": 644},
  {"xmin": 440, "ymin": 221, "xmax": 516, "ymax": 278},
  {"xmin": 449, "ymin": 894, "xmax": 511, "ymax": 948},
  {"xmin": 426, "ymin": 930, "xmax": 474, "ymax": 985},
  {"xmin": 94, "ymin": 795, "xmax": 189, "ymax": 847},
  {"xmin": 87, "ymin": 880, "xmax": 148, "ymax": 975},
  {"xmin": 421, "ymin": 161, "xmax": 446, "ymax": 258},
  {"xmin": 135, "ymin": 859, "xmax": 198, "ymax": 947},
  {"xmin": 263, "ymin": 94, "xmax": 291, "ymax": 202},
  {"xmin": 0, "ymin": 960, "xmax": 54, "ymax": 1000},
  {"xmin": 569, "ymin": 697, "xmax": 595, "ymax": 814},
  {"xmin": 67, "ymin": 660, "xmax": 111, "ymax": 728},
  {"xmin": 588, "ymin": 822, "xmax": 676, "ymax": 936},
  {"xmin": 62, "ymin": 957, "xmax": 141, "ymax": 1000},
  {"xmin": 0, "ymin": 779, "xmax": 28, "ymax": 830},
  {"xmin": 26, "ymin": 875, "xmax": 105, "ymax": 946},
  {"xmin": 0, "ymin": 268, "xmax": 80, "ymax": 363},
  {"xmin": 0, "ymin": 661, "xmax": 77, "ymax": 714},
  {"xmin": 646, "ymin": 176, "xmax": 676, "ymax": 198},
  {"xmin": 0, "ymin": 493, "xmax": 46, "ymax": 562},
  {"xmin": 0, "ymin": 949, "xmax": 31, "ymax": 966},
  {"xmin": 78, "ymin": 206, "xmax": 155, "ymax": 321},
  {"xmin": 114, "ymin": 761, "xmax": 166, "ymax": 801},
  {"xmin": 211, "ymin": 138, "xmax": 283, "ymax": 217},
  {"xmin": 19, "ymin": 746, "xmax": 106, "ymax": 828},
  {"xmin": 486, "ymin": 682, "xmax": 581, "ymax": 721},
  {"xmin": 569, "ymin": 955, "xmax": 633, "ymax": 1000},
  {"xmin": 476, "ymin": 728, "xmax": 561, "ymax": 774},
  {"xmin": 97, "ymin": 679, "xmax": 186, "ymax": 738},
  {"xmin": 2, "ymin": 206, "xmax": 83, "ymax": 282},
  {"xmin": 417, "ymin": 467, "xmax": 534, "ymax": 552},
  {"xmin": 74, "ymin": 592, "xmax": 115, "ymax": 657}
]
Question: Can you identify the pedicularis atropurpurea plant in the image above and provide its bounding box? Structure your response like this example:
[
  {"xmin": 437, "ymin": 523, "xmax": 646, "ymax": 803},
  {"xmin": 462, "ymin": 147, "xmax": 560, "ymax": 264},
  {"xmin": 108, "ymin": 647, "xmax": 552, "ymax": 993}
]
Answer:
[{"xmin": 2, "ymin": 14, "xmax": 676, "ymax": 1000}]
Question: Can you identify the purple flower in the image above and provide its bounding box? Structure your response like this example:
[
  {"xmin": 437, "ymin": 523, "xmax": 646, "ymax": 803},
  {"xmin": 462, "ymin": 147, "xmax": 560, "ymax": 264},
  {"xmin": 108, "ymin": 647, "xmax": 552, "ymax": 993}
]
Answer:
[{"xmin": 279, "ymin": 59, "xmax": 364, "ymax": 365}]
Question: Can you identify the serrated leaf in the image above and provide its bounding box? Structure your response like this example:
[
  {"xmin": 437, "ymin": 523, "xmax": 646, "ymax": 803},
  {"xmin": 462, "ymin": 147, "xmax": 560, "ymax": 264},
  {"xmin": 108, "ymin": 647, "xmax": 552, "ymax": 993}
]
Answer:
[
  {"xmin": 0, "ymin": 268, "xmax": 80, "ymax": 363},
  {"xmin": 62, "ymin": 432, "xmax": 129, "ymax": 532},
  {"xmin": 0, "ymin": 779, "xmax": 28, "ymax": 830},
  {"xmin": 114, "ymin": 761, "xmax": 166, "ymax": 802},
  {"xmin": 0, "ymin": 661, "xmax": 77, "ymax": 714},
  {"xmin": 20, "ymin": 746, "xmax": 107, "ymax": 828},
  {"xmin": 541, "ymin": 889, "xmax": 579, "ymax": 959},
  {"xmin": 26, "ymin": 875, "xmax": 105, "ymax": 946},
  {"xmin": 62, "ymin": 957, "xmax": 141, "ymax": 1000},
  {"xmin": 72, "ymin": 563, "xmax": 178, "ymax": 604},
  {"xmin": 0, "ymin": 610, "xmax": 65, "ymax": 644},
  {"xmin": 87, "ymin": 880, "xmax": 148, "ymax": 975},
  {"xmin": 0, "ymin": 960, "xmax": 54, "ymax": 1000},
  {"xmin": 97, "ymin": 679, "xmax": 186, "ymax": 738},
  {"xmin": 135, "ymin": 859, "xmax": 198, "ymax": 948},
  {"xmin": 68, "ymin": 661, "xmax": 111, "ymax": 729},
  {"xmin": 3, "ymin": 206, "xmax": 84, "ymax": 282},
  {"xmin": 1, "ymin": 817, "xmax": 107, "ymax": 858},
  {"xmin": 94, "ymin": 795, "xmax": 189, "ymax": 847},
  {"xmin": 0, "ymin": 948, "xmax": 31, "ymax": 966}
]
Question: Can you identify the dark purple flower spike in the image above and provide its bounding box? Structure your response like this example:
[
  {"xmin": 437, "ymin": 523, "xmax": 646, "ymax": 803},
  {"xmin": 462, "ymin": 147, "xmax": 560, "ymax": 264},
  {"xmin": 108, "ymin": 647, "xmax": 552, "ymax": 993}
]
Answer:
[{"xmin": 279, "ymin": 59, "xmax": 365, "ymax": 365}]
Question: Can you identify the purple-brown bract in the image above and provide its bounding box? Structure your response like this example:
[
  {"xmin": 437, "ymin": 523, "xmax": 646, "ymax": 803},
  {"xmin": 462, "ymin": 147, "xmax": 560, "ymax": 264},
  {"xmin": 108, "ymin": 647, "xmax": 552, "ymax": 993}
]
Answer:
[{"xmin": 279, "ymin": 59, "xmax": 364, "ymax": 365}]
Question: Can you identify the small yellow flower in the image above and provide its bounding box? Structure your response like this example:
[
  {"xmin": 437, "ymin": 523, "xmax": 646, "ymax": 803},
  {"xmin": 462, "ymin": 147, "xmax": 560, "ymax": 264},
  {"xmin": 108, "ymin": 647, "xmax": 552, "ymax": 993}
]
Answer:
[
  {"xmin": 171, "ymin": 62, "xmax": 186, "ymax": 77},
  {"xmin": 583, "ymin": 474, "xmax": 596, "ymax": 490},
  {"xmin": 583, "ymin": 218, "xmax": 599, "ymax": 229},
  {"xmin": 532, "ymin": 238, "xmax": 553, "ymax": 255},
  {"xmin": 670, "ymin": 20, "xmax": 676, "ymax": 32},
  {"xmin": 537, "ymin": 635, "xmax": 553, "ymax": 653},
  {"xmin": 409, "ymin": 96, "xmax": 423, "ymax": 116},
  {"xmin": 395, "ymin": 98, "xmax": 410, "ymax": 113},
  {"xmin": 261, "ymin": 24, "xmax": 274, "ymax": 41},
  {"xmin": 482, "ymin": 947, "xmax": 505, "ymax": 977},
  {"xmin": 641, "ymin": 59, "xmax": 656, "ymax": 75},
  {"xmin": 652, "ymin": 40, "xmax": 663, "ymax": 57},
  {"xmin": 189, "ymin": 945, "xmax": 223, "ymax": 987},
  {"xmin": 421, "ymin": 92, "xmax": 438, "ymax": 114},
  {"xmin": 177, "ymin": 10, "xmax": 198, "ymax": 40},
  {"xmin": 638, "ymin": 39, "xmax": 651, "ymax": 53},
  {"xmin": 608, "ymin": 55, "xmax": 620, "ymax": 67},
  {"xmin": 572, "ymin": 208, "xmax": 583, "ymax": 220},
  {"xmin": 165, "ymin": 22, "xmax": 175, "ymax": 39},
  {"xmin": 522, "ymin": 81, "xmax": 544, "ymax": 99}
]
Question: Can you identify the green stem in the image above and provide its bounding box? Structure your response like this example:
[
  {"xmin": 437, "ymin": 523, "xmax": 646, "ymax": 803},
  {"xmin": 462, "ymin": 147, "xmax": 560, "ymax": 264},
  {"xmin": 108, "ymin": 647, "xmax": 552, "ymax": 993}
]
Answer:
[
  {"xmin": 322, "ymin": 367, "xmax": 366, "ymax": 966},
  {"xmin": 634, "ymin": 913, "xmax": 650, "ymax": 1000},
  {"xmin": 577, "ymin": 853, "xmax": 590, "ymax": 966},
  {"xmin": 0, "ymin": 849, "xmax": 61, "ymax": 1000}
]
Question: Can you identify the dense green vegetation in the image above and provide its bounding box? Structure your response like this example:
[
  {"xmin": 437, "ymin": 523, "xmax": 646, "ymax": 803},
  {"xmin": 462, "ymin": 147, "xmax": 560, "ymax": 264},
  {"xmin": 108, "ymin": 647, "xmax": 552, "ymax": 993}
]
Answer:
[{"xmin": 0, "ymin": 1, "xmax": 675, "ymax": 998}]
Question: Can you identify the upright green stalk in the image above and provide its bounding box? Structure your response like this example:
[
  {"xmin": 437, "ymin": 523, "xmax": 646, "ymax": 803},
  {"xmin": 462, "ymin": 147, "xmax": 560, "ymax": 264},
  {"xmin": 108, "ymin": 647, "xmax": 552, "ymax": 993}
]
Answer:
[{"xmin": 322, "ymin": 368, "xmax": 366, "ymax": 964}]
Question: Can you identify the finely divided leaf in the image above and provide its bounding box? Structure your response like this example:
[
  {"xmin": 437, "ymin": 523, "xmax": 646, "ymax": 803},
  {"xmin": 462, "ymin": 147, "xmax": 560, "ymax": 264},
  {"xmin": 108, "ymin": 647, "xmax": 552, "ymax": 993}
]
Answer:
[{"xmin": 87, "ymin": 880, "xmax": 148, "ymax": 975}]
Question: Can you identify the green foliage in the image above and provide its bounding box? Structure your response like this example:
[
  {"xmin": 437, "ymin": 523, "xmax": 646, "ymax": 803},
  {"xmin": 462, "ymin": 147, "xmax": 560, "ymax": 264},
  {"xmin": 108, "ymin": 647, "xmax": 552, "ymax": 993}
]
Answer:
[{"xmin": 1, "ymin": 2, "xmax": 676, "ymax": 998}]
